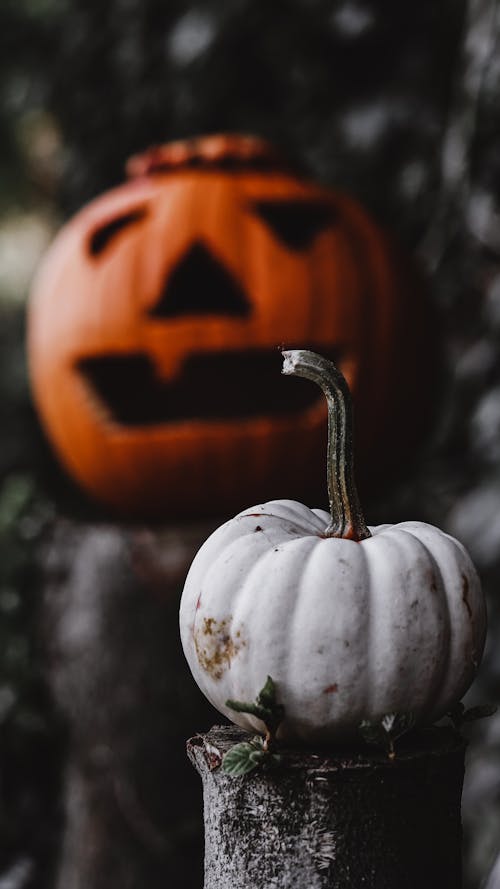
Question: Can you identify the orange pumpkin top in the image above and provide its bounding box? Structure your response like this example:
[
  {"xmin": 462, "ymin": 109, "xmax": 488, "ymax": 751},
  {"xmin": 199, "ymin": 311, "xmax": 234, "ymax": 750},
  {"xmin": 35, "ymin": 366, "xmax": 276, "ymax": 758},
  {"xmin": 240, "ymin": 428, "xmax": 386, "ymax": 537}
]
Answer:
[{"xmin": 126, "ymin": 133, "xmax": 288, "ymax": 177}]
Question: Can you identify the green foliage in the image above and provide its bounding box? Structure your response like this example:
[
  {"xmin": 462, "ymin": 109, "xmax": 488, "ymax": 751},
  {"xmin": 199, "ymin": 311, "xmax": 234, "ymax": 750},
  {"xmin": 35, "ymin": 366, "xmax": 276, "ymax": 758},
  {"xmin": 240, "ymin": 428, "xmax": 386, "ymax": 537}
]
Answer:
[
  {"xmin": 222, "ymin": 737, "xmax": 267, "ymax": 777},
  {"xmin": 223, "ymin": 678, "xmax": 284, "ymax": 777},
  {"xmin": 0, "ymin": 472, "xmax": 64, "ymax": 881},
  {"xmin": 0, "ymin": 474, "xmax": 52, "ymax": 719},
  {"xmin": 222, "ymin": 735, "xmax": 282, "ymax": 778},
  {"xmin": 226, "ymin": 675, "xmax": 285, "ymax": 738},
  {"xmin": 359, "ymin": 712, "xmax": 416, "ymax": 759},
  {"xmin": 446, "ymin": 701, "xmax": 497, "ymax": 731}
]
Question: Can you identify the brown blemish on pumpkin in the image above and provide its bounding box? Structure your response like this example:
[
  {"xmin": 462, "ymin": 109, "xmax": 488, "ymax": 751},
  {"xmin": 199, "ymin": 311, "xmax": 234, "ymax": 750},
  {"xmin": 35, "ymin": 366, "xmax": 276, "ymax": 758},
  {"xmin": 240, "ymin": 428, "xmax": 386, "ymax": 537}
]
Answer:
[
  {"xmin": 194, "ymin": 616, "xmax": 245, "ymax": 680},
  {"xmin": 196, "ymin": 593, "xmax": 202, "ymax": 610},
  {"xmin": 430, "ymin": 577, "xmax": 438, "ymax": 594},
  {"xmin": 323, "ymin": 683, "xmax": 338, "ymax": 694},
  {"xmin": 255, "ymin": 525, "xmax": 263, "ymax": 532},
  {"xmin": 462, "ymin": 574, "xmax": 473, "ymax": 619}
]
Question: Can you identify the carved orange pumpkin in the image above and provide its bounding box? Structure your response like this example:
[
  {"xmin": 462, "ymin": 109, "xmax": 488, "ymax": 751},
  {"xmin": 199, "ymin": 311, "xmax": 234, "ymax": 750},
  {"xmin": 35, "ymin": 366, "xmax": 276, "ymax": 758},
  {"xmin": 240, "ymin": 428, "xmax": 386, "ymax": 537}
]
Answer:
[{"xmin": 28, "ymin": 133, "xmax": 433, "ymax": 519}]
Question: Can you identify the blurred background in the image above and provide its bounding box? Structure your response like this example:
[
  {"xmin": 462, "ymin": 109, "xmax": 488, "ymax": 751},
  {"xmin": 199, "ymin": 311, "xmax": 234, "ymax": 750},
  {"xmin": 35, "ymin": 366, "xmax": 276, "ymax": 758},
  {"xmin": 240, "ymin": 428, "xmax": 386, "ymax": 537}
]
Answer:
[{"xmin": 1, "ymin": 0, "xmax": 500, "ymax": 887}]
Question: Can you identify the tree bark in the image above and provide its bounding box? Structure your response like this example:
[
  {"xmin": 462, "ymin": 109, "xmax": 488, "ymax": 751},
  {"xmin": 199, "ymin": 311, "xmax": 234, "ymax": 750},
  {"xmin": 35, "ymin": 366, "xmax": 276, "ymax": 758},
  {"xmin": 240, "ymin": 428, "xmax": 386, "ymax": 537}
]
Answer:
[
  {"xmin": 40, "ymin": 518, "xmax": 220, "ymax": 889},
  {"xmin": 188, "ymin": 724, "xmax": 466, "ymax": 889}
]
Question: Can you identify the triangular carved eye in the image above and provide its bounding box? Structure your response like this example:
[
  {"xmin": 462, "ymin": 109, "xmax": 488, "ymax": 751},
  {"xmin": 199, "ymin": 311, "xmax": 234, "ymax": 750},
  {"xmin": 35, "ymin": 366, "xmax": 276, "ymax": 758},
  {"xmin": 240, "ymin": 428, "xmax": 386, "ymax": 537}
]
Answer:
[
  {"xmin": 89, "ymin": 208, "xmax": 147, "ymax": 255},
  {"xmin": 149, "ymin": 241, "xmax": 251, "ymax": 318},
  {"xmin": 250, "ymin": 200, "xmax": 336, "ymax": 250}
]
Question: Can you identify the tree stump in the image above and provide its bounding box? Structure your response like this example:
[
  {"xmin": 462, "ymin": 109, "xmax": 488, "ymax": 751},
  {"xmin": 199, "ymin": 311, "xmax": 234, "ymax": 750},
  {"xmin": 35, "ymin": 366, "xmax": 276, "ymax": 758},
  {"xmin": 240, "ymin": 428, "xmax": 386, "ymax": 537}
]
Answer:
[
  {"xmin": 41, "ymin": 518, "xmax": 221, "ymax": 889},
  {"xmin": 188, "ymin": 724, "xmax": 466, "ymax": 889}
]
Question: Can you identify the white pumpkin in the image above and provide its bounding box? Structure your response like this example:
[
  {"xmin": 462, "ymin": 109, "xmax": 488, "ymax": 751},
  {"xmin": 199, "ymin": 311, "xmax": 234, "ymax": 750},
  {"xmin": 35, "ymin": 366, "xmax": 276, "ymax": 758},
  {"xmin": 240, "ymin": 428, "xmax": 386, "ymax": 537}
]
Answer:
[{"xmin": 179, "ymin": 350, "xmax": 486, "ymax": 743}]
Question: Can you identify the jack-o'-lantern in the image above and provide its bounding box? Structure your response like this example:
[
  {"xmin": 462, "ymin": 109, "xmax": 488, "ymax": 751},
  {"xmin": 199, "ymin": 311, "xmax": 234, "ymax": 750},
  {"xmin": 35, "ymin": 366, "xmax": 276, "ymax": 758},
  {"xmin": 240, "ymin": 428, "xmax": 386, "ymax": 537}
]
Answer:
[{"xmin": 28, "ymin": 133, "xmax": 434, "ymax": 520}]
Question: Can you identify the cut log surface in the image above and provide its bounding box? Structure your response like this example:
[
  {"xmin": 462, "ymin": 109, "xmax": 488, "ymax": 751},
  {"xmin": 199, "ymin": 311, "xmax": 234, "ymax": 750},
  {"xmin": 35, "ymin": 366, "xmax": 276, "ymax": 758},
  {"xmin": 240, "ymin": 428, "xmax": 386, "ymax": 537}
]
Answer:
[{"xmin": 188, "ymin": 724, "xmax": 466, "ymax": 889}]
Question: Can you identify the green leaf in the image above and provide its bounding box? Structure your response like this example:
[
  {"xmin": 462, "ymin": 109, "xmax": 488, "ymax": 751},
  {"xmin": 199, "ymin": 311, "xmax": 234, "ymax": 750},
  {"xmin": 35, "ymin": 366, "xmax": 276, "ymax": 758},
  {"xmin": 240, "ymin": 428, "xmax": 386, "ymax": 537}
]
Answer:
[
  {"xmin": 225, "ymin": 697, "xmax": 268, "ymax": 720},
  {"xmin": 222, "ymin": 741, "xmax": 266, "ymax": 777},
  {"xmin": 226, "ymin": 676, "xmax": 284, "ymax": 737},
  {"xmin": 381, "ymin": 711, "xmax": 416, "ymax": 740},
  {"xmin": 462, "ymin": 704, "xmax": 497, "ymax": 723},
  {"xmin": 257, "ymin": 676, "xmax": 278, "ymax": 709},
  {"xmin": 257, "ymin": 676, "xmax": 285, "ymax": 730},
  {"xmin": 446, "ymin": 702, "xmax": 465, "ymax": 729},
  {"xmin": 446, "ymin": 701, "xmax": 497, "ymax": 729},
  {"xmin": 360, "ymin": 711, "xmax": 416, "ymax": 758}
]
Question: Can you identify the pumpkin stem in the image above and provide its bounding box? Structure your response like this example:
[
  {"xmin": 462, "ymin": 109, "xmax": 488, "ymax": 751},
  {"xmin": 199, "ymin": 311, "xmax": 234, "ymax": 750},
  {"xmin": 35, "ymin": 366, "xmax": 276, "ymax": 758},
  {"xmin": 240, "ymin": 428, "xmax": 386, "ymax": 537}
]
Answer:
[{"xmin": 282, "ymin": 349, "xmax": 371, "ymax": 542}]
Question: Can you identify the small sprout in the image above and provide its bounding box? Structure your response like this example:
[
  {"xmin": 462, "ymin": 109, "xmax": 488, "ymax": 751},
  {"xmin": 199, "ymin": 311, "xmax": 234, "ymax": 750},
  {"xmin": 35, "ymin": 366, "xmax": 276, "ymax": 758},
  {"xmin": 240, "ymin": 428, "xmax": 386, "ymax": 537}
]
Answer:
[
  {"xmin": 222, "ymin": 677, "xmax": 284, "ymax": 777},
  {"xmin": 360, "ymin": 711, "xmax": 416, "ymax": 760},
  {"xmin": 222, "ymin": 735, "xmax": 282, "ymax": 777},
  {"xmin": 226, "ymin": 675, "xmax": 285, "ymax": 747},
  {"xmin": 446, "ymin": 701, "xmax": 497, "ymax": 731}
]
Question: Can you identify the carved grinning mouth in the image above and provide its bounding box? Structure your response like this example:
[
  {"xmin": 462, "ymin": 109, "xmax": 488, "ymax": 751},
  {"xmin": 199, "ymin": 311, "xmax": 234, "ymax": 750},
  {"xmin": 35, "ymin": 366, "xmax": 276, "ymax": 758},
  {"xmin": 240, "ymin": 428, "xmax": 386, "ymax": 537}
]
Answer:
[
  {"xmin": 76, "ymin": 348, "xmax": 342, "ymax": 427},
  {"xmin": 80, "ymin": 202, "xmax": 341, "ymax": 427}
]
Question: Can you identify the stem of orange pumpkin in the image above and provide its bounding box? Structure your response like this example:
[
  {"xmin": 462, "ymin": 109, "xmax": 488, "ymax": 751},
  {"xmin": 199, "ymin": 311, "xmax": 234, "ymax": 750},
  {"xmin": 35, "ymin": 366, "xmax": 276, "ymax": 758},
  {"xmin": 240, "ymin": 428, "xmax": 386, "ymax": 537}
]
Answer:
[{"xmin": 281, "ymin": 349, "xmax": 371, "ymax": 542}]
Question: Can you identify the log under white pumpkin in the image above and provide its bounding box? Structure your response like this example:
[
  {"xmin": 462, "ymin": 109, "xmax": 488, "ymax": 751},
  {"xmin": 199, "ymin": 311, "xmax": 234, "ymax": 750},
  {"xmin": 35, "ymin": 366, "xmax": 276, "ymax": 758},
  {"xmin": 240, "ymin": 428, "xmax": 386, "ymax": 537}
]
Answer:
[{"xmin": 179, "ymin": 350, "xmax": 486, "ymax": 743}]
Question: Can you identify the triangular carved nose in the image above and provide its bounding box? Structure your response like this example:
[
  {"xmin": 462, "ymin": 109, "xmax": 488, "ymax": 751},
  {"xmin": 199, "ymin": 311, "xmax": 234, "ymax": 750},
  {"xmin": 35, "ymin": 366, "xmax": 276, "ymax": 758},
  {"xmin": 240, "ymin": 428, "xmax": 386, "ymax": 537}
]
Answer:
[{"xmin": 148, "ymin": 241, "xmax": 251, "ymax": 318}]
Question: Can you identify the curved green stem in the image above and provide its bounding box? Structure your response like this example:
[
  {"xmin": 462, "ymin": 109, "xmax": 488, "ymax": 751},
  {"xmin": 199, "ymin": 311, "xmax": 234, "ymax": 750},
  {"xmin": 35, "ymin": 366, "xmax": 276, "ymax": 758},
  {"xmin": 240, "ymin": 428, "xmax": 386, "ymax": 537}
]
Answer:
[{"xmin": 282, "ymin": 349, "xmax": 371, "ymax": 542}]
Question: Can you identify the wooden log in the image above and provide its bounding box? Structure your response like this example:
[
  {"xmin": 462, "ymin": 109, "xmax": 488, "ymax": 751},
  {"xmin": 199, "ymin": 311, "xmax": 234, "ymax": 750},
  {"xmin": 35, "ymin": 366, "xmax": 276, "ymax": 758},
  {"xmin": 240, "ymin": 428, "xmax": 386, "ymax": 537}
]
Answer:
[
  {"xmin": 188, "ymin": 724, "xmax": 466, "ymax": 889},
  {"xmin": 40, "ymin": 518, "xmax": 220, "ymax": 889}
]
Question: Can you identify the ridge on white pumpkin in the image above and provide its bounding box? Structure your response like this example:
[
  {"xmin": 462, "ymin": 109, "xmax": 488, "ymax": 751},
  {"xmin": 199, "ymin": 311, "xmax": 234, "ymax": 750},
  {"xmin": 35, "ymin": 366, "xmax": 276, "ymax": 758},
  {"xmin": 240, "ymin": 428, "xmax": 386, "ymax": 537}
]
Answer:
[{"xmin": 179, "ymin": 350, "xmax": 486, "ymax": 743}]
